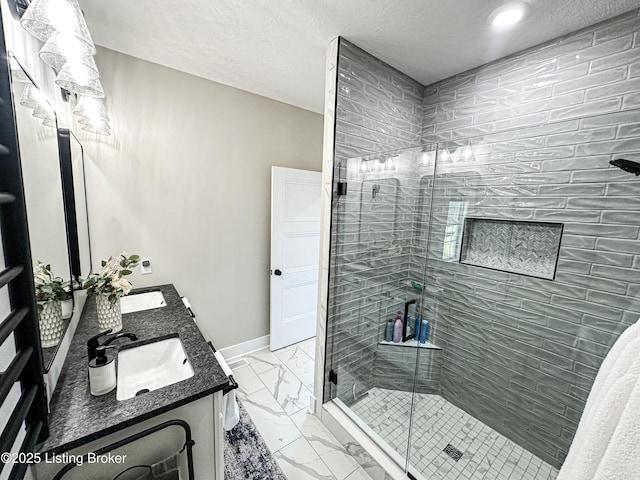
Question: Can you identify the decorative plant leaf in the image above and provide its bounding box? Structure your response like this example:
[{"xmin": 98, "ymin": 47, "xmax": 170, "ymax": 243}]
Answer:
[{"xmin": 81, "ymin": 252, "xmax": 140, "ymax": 299}]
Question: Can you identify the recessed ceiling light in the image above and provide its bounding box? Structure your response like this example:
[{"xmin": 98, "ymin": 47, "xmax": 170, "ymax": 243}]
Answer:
[{"xmin": 490, "ymin": 3, "xmax": 528, "ymax": 28}]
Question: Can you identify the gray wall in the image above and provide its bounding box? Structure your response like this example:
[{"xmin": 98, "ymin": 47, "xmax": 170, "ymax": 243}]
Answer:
[
  {"xmin": 82, "ymin": 47, "xmax": 323, "ymax": 349},
  {"xmin": 325, "ymin": 39, "xmax": 424, "ymax": 403},
  {"xmin": 418, "ymin": 9, "xmax": 640, "ymax": 467}
]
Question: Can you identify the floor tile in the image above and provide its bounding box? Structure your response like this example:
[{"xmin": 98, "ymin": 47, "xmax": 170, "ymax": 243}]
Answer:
[
  {"xmin": 344, "ymin": 467, "xmax": 375, "ymax": 480},
  {"xmin": 274, "ymin": 437, "xmax": 337, "ymax": 480},
  {"xmin": 300, "ymin": 337, "xmax": 316, "ymax": 358},
  {"xmin": 231, "ymin": 363, "xmax": 265, "ymax": 396},
  {"xmin": 291, "ymin": 409, "xmax": 361, "ymax": 479},
  {"xmin": 349, "ymin": 388, "xmax": 559, "ymax": 480},
  {"xmin": 275, "ymin": 344, "xmax": 315, "ymax": 388},
  {"xmin": 239, "ymin": 387, "xmax": 301, "ymax": 453},
  {"xmin": 260, "ymin": 365, "xmax": 313, "ymax": 415},
  {"xmin": 245, "ymin": 348, "xmax": 283, "ymax": 374},
  {"xmin": 237, "ymin": 337, "xmax": 373, "ymax": 480}
]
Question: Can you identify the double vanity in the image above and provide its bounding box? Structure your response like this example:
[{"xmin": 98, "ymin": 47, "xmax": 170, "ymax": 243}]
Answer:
[{"xmin": 34, "ymin": 284, "xmax": 231, "ymax": 480}]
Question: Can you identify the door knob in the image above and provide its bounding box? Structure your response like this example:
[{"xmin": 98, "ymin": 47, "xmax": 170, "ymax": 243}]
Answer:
[{"xmin": 274, "ymin": 269, "xmax": 282, "ymax": 276}]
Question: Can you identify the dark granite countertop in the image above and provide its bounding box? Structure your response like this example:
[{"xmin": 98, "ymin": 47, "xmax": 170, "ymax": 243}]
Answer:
[{"xmin": 38, "ymin": 284, "xmax": 229, "ymax": 454}]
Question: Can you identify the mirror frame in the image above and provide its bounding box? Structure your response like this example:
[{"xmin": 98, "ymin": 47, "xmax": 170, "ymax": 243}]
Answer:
[
  {"xmin": 57, "ymin": 128, "xmax": 93, "ymax": 280},
  {"xmin": 8, "ymin": 51, "xmax": 76, "ymax": 371},
  {"xmin": 58, "ymin": 128, "xmax": 81, "ymax": 279}
]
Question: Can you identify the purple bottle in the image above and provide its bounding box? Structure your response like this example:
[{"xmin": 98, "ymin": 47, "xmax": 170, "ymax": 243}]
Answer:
[{"xmin": 393, "ymin": 315, "xmax": 403, "ymax": 343}]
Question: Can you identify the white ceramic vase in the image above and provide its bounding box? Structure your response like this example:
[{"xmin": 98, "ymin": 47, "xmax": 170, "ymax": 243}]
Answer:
[
  {"xmin": 39, "ymin": 300, "xmax": 64, "ymax": 348},
  {"xmin": 96, "ymin": 294, "xmax": 122, "ymax": 333}
]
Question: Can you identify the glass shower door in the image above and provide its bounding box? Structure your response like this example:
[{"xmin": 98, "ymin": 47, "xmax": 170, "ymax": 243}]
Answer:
[
  {"xmin": 408, "ymin": 114, "xmax": 640, "ymax": 480},
  {"xmin": 327, "ymin": 145, "xmax": 436, "ymax": 465}
]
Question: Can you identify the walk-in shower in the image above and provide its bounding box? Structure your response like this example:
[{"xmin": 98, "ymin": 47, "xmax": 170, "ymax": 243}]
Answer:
[
  {"xmin": 321, "ymin": 14, "xmax": 640, "ymax": 478},
  {"xmin": 326, "ymin": 116, "xmax": 640, "ymax": 479}
]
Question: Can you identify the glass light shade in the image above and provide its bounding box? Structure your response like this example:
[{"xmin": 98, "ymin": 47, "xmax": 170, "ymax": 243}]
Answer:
[
  {"xmin": 20, "ymin": 0, "xmax": 95, "ymax": 48},
  {"xmin": 78, "ymin": 112, "xmax": 109, "ymax": 129},
  {"xmin": 73, "ymin": 96, "xmax": 109, "ymax": 122},
  {"xmin": 42, "ymin": 117, "xmax": 57, "ymax": 128},
  {"xmin": 19, "ymin": 84, "xmax": 53, "ymax": 111},
  {"xmin": 9, "ymin": 57, "xmax": 30, "ymax": 83},
  {"xmin": 81, "ymin": 122, "xmax": 110, "ymax": 135},
  {"xmin": 32, "ymin": 108, "xmax": 55, "ymax": 121},
  {"xmin": 40, "ymin": 32, "xmax": 96, "ymax": 70},
  {"xmin": 77, "ymin": 116, "xmax": 110, "ymax": 127},
  {"xmin": 55, "ymin": 64, "xmax": 104, "ymax": 97}
]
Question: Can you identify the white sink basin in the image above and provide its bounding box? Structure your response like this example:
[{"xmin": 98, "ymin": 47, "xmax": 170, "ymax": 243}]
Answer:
[
  {"xmin": 121, "ymin": 291, "xmax": 167, "ymax": 314},
  {"xmin": 116, "ymin": 337, "xmax": 194, "ymax": 401}
]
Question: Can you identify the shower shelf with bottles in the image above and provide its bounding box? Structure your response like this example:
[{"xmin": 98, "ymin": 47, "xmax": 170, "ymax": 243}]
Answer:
[{"xmin": 378, "ymin": 339, "xmax": 441, "ymax": 350}]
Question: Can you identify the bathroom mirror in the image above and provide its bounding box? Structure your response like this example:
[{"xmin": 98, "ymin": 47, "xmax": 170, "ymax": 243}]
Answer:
[
  {"xmin": 58, "ymin": 128, "xmax": 93, "ymax": 279},
  {"xmin": 8, "ymin": 52, "xmax": 74, "ymax": 371}
]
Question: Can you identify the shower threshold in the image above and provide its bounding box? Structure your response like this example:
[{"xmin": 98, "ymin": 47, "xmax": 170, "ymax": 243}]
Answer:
[{"xmin": 334, "ymin": 388, "xmax": 559, "ymax": 480}]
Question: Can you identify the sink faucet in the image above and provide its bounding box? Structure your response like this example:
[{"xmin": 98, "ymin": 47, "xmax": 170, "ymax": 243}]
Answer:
[{"xmin": 87, "ymin": 330, "xmax": 138, "ymax": 362}]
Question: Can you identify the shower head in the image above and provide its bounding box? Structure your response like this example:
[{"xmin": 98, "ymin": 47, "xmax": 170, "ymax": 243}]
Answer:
[{"xmin": 610, "ymin": 158, "xmax": 640, "ymax": 176}]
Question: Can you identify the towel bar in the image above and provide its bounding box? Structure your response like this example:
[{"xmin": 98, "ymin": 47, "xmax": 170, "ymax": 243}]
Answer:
[{"xmin": 207, "ymin": 341, "xmax": 240, "ymax": 396}]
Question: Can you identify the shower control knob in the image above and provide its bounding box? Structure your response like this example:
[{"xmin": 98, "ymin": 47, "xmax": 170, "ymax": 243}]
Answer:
[{"xmin": 274, "ymin": 269, "xmax": 282, "ymax": 276}]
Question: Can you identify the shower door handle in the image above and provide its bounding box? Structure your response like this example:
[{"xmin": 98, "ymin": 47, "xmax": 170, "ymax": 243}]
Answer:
[{"xmin": 274, "ymin": 269, "xmax": 282, "ymax": 276}]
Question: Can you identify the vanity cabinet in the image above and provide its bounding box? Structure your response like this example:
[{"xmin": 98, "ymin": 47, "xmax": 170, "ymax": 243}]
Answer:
[
  {"xmin": 33, "ymin": 393, "xmax": 223, "ymax": 479},
  {"xmin": 33, "ymin": 284, "xmax": 230, "ymax": 480}
]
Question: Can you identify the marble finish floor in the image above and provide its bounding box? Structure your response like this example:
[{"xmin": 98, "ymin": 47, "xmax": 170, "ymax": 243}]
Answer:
[
  {"xmin": 232, "ymin": 338, "xmax": 373, "ymax": 480},
  {"xmin": 350, "ymin": 388, "xmax": 559, "ymax": 480}
]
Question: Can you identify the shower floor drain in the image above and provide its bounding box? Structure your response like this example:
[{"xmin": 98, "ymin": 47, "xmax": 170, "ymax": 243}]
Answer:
[{"xmin": 443, "ymin": 444, "xmax": 463, "ymax": 461}]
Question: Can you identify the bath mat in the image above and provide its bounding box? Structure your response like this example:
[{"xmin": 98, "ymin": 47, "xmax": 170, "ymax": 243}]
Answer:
[{"xmin": 224, "ymin": 399, "xmax": 287, "ymax": 480}]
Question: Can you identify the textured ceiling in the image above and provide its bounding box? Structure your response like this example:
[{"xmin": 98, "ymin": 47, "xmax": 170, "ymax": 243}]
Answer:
[{"xmin": 78, "ymin": 0, "xmax": 640, "ymax": 113}]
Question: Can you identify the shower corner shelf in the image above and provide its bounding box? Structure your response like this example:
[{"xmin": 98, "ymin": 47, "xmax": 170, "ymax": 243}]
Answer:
[{"xmin": 379, "ymin": 339, "xmax": 442, "ymax": 350}]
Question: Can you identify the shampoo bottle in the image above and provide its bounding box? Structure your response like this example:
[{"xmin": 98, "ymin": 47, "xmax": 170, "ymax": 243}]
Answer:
[
  {"xmin": 384, "ymin": 319, "xmax": 394, "ymax": 342},
  {"xmin": 414, "ymin": 316, "xmax": 421, "ymax": 340},
  {"xmin": 419, "ymin": 319, "xmax": 429, "ymax": 344},
  {"xmin": 393, "ymin": 316, "xmax": 403, "ymax": 343}
]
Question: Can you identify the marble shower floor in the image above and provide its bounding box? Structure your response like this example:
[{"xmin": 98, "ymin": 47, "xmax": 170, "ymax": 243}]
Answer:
[
  {"xmin": 231, "ymin": 338, "xmax": 374, "ymax": 480},
  {"xmin": 350, "ymin": 388, "xmax": 559, "ymax": 480}
]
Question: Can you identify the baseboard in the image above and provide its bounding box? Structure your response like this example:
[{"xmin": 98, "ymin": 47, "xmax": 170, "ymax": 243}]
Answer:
[{"xmin": 218, "ymin": 334, "xmax": 270, "ymax": 361}]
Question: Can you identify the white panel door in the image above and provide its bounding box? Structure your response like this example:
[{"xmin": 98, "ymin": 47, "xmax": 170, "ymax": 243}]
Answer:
[{"xmin": 270, "ymin": 167, "xmax": 321, "ymax": 351}]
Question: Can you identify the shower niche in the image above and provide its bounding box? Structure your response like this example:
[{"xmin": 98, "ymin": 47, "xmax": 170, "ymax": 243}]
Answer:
[{"xmin": 459, "ymin": 218, "xmax": 564, "ymax": 280}]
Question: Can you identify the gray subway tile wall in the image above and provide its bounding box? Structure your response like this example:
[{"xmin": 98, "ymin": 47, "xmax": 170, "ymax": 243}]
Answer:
[
  {"xmin": 325, "ymin": 7, "xmax": 640, "ymax": 475},
  {"xmin": 418, "ymin": 9, "xmax": 640, "ymax": 468},
  {"xmin": 325, "ymin": 39, "xmax": 425, "ymax": 404}
]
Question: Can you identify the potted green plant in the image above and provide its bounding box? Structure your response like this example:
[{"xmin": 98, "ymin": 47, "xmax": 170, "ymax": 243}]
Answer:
[
  {"xmin": 33, "ymin": 262, "xmax": 68, "ymax": 348},
  {"xmin": 82, "ymin": 252, "xmax": 140, "ymax": 332}
]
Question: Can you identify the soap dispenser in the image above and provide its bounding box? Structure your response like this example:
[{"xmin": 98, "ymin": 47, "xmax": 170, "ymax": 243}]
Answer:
[{"xmin": 89, "ymin": 346, "xmax": 116, "ymax": 396}]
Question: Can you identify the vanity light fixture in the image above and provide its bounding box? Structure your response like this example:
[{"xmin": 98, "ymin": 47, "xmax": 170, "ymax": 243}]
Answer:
[
  {"xmin": 20, "ymin": 0, "xmax": 94, "ymax": 47},
  {"xmin": 490, "ymin": 2, "xmax": 528, "ymax": 28},
  {"xmin": 41, "ymin": 117, "xmax": 57, "ymax": 128},
  {"xmin": 438, "ymin": 149, "xmax": 451, "ymax": 163},
  {"xmin": 19, "ymin": 83, "xmax": 51, "ymax": 110},
  {"xmin": 74, "ymin": 97, "xmax": 110, "ymax": 135},
  {"xmin": 9, "ymin": 56, "xmax": 30, "ymax": 83},
  {"xmin": 55, "ymin": 63, "xmax": 104, "ymax": 97},
  {"xmin": 18, "ymin": 0, "xmax": 112, "ymax": 134},
  {"xmin": 40, "ymin": 31, "xmax": 96, "ymax": 70},
  {"xmin": 73, "ymin": 96, "xmax": 109, "ymax": 122},
  {"xmin": 419, "ymin": 150, "xmax": 435, "ymax": 166},
  {"xmin": 80, "ymin": 122, "xmax": 111, "ymax": 135},
  {"xmin": 385, "ymin": 157, "xmax": 394, "ymax": 170},
  {"xmin": 18, "ymin": 85, "xmax": 56, "ymax": 129}
]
